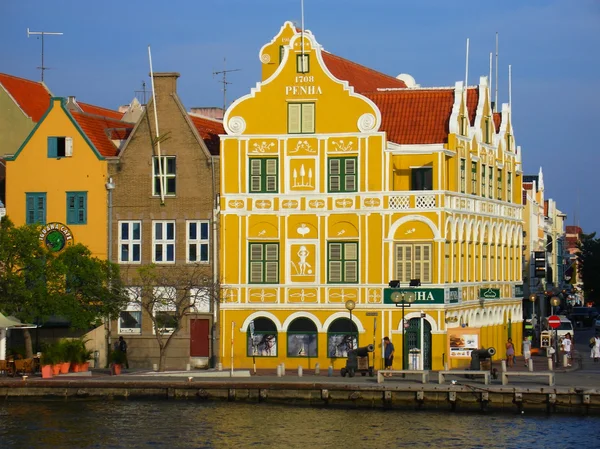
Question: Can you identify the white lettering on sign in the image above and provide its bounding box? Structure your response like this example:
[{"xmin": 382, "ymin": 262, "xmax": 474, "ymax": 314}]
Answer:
[
  {"xmin": 285, "ymin": 85, "xmax": 323, "ymax": 96},
  {"xmin": 416, "ymin": 291, "xmax": 435, "ymax": 302}
]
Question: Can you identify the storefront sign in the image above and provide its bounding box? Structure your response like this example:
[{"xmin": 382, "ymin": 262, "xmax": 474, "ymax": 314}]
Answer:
[
  {"xmin": 448, "ymin": 328, "xmax": 480, "ymax": 359},
  {"xmin": 447, "ymin": 288, "xmax": 460, "ymax": 304},
  {"xmin": 383, "ymin": 288, "xmax": 445, "ymax": 305},
  {"xmin": 479, "ymin": 288, "xmax": 500, "ymax": 300},
  {"xmin": 39, "ymin": 222, "xmax": 74, "ymax": 253}
]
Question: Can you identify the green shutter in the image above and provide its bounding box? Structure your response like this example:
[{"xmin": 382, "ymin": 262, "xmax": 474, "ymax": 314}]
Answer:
[{"xmin": 47, "ymin": 137, "xmax": 58, "ymax": 158}]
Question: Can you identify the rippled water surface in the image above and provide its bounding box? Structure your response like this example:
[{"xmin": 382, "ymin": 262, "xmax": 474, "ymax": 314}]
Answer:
[{"xmin": 1, "ymin": 400, "xmax": 599, "ymax": 448}]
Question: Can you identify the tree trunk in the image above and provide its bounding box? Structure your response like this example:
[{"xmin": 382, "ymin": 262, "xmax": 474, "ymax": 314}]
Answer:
[
  {"xmin": 23, "ymin": 329, "xmax": 34, "ymax": 358},
  {"xmin": 158, "ymin": 348, "xmax": 167, "ymax": 372}
]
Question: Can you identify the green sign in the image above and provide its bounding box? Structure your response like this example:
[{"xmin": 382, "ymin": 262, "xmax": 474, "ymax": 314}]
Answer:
[
  {"xmin": 39, "ymin": 222, "xmax": 74, "ymax": 253},
  {"xmin": 383, "ymin": 288, "xmax": 445, "ymax": 305},
  {"xmin": 514, "ymin": 284, "xmax": 524, "ymax": 297},
  {"xmin": 447, "ymin": 288, "xmax": 460, "ymax": 304},
  {"xmin": 479, "ymin": 288, "xmax": 500, "ymax": 299}
]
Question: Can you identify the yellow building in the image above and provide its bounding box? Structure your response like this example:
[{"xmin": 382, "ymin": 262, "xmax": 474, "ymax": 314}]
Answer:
[
  {"xmin": 4, "ymin": 97, "xmax": 131, "ymax": 258},
  {"xmin": 219, "ymin": 22, "xmax": 524, "ymax": 372}
]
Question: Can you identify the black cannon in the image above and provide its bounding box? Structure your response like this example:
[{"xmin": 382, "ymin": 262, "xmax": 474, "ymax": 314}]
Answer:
[
  {"xmin": 341, "ymin": 344, "xmax": 374, "ymax": 378},
  {"xmin": 470, "ymin": 347, "xmax": 496, "ymax": 371}
]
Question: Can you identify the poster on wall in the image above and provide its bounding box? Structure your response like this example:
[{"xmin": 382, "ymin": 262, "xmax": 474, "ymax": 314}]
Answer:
[
  {"xmin": 328, "ymin": 334, "xmax": 358, "ymax": 358},
  {"xmin": 448, "ymin": 328, "xmax": 480, "ymax": 359},
  {"xmin": 248, "ymin": 334, "xmax": 278, "ymax": 357},
  {"xmin": 287, "ymin": 334, "xmax": 317, "ymax": 357}
]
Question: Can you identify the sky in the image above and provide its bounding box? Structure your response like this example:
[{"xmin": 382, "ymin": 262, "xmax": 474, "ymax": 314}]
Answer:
[{"xmin": 1, "ymin": 0, "xmax": 599, "ymax": 233}]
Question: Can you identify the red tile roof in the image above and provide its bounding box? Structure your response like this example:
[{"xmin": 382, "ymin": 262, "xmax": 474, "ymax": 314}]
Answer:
[
  {"xmin": 365, "ymin": 89, "xmax": 455, "ymax": 144},
  {"xmin": 493, "ymin": 112, "xmax": 501, "ymax": 133},
  {"xmin": 70, "ymin": 112, "xmax": 133, "ymax": 157},
  {"xmin": 78, "ymin": 102, "xmax": 124, "ymax": 120},
  {"xmin": 0, "ymin": 73, "xmax": 51, "ymax": 122},
  {"xmin": 321, "ymin": 52, "xmax": 407, "ymax": 93},
  {"xmin": 466, "ymin": 87, "xmax": 478, "ymax": 125},
  {"xmin": 189, "ymin": 115, "xmax": 224, "ymax": 156}
]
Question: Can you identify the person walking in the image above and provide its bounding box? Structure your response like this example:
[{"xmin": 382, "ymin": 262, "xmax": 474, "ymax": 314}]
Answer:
[
  {"xmin": 118, "ymin": 336, "xmax": 129, "ymax": 369},
  {"xmin": 522, "ymin": 336, "xmax": 532, "ymax": 367},
  {"xmin": 506, "ymin": 338, "xmax": 515, "ymax": 367},
  {"xmin": 562, "ymin": 333, "xmax": 572, "ymax": 367},
  {"xmin": 590, "ymin": 333, "xmax": 600, "ymax": 363},
  {"xmin": 383, "ymin": 336, "xmax": 395, "ymax": 377}
]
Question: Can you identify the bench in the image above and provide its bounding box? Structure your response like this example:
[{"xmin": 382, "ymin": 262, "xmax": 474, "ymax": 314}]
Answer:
[
  {"xmin": 438, "ymin": 370, "xmax": 490, "ymax": 385},
  {"xmin": 377, "ymin": 370, "xmax": 429, "ymax": 384},
  {"xmin": 501, "ymin": 371, "xmax": 555, "ymax": 386}
]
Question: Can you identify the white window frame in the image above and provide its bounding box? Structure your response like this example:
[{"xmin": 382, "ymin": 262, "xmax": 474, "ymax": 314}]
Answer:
[
  {"xmin": 153, "ymin": 287, "xmax": 177, "ymax": 335},
  {"xmin": 153, "ymin": 220, "xmax": 176, "ymax": 264},
  {"xmin": 118, "ymin": 288, "xmax": 142, "ymax": 335},
  {"xmin": 152, "ymin": 156, "xmax": 176, "ymax": 196},
  {"xmin": 186, "ymin": 220, "xmax": 210, "ymax": 263},
  {"xmin": 118, "ymin": 220, "xmax": 141, "ymax": 264},
  {"xmin": 190, "ymin": 287, "xmax": 211, "ymax": 313}
]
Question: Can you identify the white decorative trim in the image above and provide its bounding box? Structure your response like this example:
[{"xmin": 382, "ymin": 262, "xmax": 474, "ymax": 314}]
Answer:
[
  {"xmin": 387, "ymin": 214, "xmax": 441, "ymax": 240},
  {"xmin": 260, "ymin": 54, "xmax": 271, "ymax": 64},
  {"xmin": 397, "ymin": 312, "xmax": 439, "ymax": 333},
  {"xmin": 357, "ymin": 113, "xmax": 376, "ymax": 132},
  {"xmin": 322, "ymin": 312, "xmax": 365, "ymax": 333},
  {"xmin": 228, "ymin": 116, "xmax": 246, "ymax": 135},
  {"xmin": 240, "ymin": 311, "xmax": 283, "ymax": 332},
  {"xmin": 281, "ymin": 312, "xmax": 324, "ymax": 332}
]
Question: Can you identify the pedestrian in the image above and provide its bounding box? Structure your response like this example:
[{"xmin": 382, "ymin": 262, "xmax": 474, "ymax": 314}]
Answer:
[
  {"xmin": 118, "ymin": 336, "xmax": 129, "ymax": 369},
  {"xmin": 562, "ymin": 333, "xmax": 572, "ymax": 367},
  {"xmin": 383, "ymin": 336, "xmax": 394, "ymax": 377},
  {"xmin": 590, "ymin": 333, "xmax": 600, "ymax": 363},
  {"xmin": 506, "ymin": 338, "xmax": 515, "ymax": 367},
  {"xmin": 522, "ymin": 336, "xmax": 532, "ymax": 367}
]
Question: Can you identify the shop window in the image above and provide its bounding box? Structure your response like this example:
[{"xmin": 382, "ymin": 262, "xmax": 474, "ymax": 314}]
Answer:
[{"xmin": 248, "ymin": 317, "xmax": 278, "ymax": 357}]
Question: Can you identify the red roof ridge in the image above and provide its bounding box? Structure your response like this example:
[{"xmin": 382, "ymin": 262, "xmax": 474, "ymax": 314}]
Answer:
[
  {"xmin": 77, "ymin": 101, "xmax": 124, "ymax": 120},
  {"xmin": 322, "ymin": 51, "xmax": 407, "ymax": 88},
  {"xmin": 188, "ymin": 113, "xmax": 224, "ymax": 125}
]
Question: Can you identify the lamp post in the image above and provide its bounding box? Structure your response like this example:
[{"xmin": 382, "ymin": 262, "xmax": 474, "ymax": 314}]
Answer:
[
  {"xmin": 550, "ymin": 295, "xmax": 561, "ymax": 366},
  {"xmin": 345, "ymin": 300, "xmax": 356, "ymax": 353},
  {"xmin": 390, "ymin": 291, "xmax": 416, "ymax": 370},
  {"xmin": 105, "ymin": 178, "xmax": 115, "ymax": 368},
  {"xmin": 529, "ymin": 294, "xmax": 537, "ymax": 344}
]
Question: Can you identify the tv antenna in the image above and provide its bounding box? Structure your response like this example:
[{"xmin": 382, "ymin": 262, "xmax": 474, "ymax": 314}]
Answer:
[
  {"xmin": 213, "ymin": 58, "xmax": 241, "ymax": 113},
  {"xmin": 27, "ymin": 28, "xmax": 64, "ymax": 82},
  {"xmin": 135, "ymin": 81, "xmax": 150, "ymax": 105}
]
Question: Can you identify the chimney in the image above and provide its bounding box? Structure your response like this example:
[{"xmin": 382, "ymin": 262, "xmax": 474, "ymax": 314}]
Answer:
[
  {"xmin": 151, "ymin": 72, "xmax": 180, "ymax": 95},
  {"xmin": 65, "ymin": 96, "xmax": 83, "ymax": 113}
]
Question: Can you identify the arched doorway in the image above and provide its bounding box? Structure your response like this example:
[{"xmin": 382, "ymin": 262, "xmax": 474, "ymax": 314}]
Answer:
[
  {"xmin": 403, "ymin": 318, "xmax": 432, "ymax": 369},
  {"xmin": 287, "ymin": 317, "xmax": 318, "ymax": 357},
  {"xmin": 327, "ymin": 318, "xmax": 357, "ymax": 358}
]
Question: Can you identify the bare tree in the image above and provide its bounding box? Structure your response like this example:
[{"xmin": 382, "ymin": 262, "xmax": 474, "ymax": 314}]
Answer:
[{"xmin": 126, "ymin": 264, "xmax": 219, "ymax": 372}]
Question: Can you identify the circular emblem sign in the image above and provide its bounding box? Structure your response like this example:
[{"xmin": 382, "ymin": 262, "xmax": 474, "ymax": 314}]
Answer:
[{"xmin": 39, "ymin": 222, "xmax": 74, "ymax": 253}]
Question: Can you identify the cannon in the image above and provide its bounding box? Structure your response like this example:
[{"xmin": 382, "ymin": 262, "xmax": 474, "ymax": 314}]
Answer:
[
  {"xmin": 470, "ymin": 347, "xmax": 496, "ymax": 371},
  {"xmin": 341, "ymin": 345, "xmax": 374, "ymax": 378}
]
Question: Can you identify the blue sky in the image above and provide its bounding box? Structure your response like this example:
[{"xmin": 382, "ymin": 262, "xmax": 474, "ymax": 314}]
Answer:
[{"xmin": 1, "ymin": 0, "xmax": 599, "ymax": 233}]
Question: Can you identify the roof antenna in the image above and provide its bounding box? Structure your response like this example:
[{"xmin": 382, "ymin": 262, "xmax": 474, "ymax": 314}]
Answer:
[
  {"xmin": 301, "ymin": 0, "xmax": 306, "ymax": 61},
  {"xmin": 27, "ymin": 28, "xmax": 63, "ymax": 82},
  {"xmin": 508, "ymin": 64, "xmax": 512, "ymax": 111},
  {"xmin": 464, "ymin": 38, "xmax": 469, "ymax": 89},
  {"xmin": 213, "ymin": 58, "xmax": 241, "ymax": 114},
  {"xmin": 494, "ymin": 32, "xmax": 499, "ymax": 112},
  {"xmin": 135, "ymin": 81, "xmax": 149, "ymax": 105},
  {"xmin": 489, "ymin": 52, "xmax": 493, "ymax": 94}
]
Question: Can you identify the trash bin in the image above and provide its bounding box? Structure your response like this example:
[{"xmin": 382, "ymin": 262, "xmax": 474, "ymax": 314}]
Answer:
[{"xmin": 409, "ymin": 349, "xmax": 421, "ymax": 370}]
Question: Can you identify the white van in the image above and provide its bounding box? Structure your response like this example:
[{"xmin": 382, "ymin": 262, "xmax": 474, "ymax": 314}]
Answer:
[{"xmin": 544, "ymin": 315, "xmax": 574, "ymax": 341}]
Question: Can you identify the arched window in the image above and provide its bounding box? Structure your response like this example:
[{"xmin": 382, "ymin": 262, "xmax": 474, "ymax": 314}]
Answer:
[
  {"xmin": 247, "ymin": 317, "xmax": 277, "ymax": 357},
  {"xmin": 287, "ymin": 317, "xmax": 318, "ymax": 357},
  {"xmin": 327, "ymin": 318, "xmax": 357, "ymax": 358}
]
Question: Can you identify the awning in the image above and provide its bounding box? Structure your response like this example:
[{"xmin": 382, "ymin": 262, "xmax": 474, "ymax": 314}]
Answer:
[{"xmin": 0, "ymin": 313, "xmax": 37, "ymax": 329}]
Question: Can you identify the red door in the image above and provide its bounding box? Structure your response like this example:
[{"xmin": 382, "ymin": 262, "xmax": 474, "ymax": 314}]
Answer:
[{"xmin": 190, "ymin": 319, "xmax": 210, "ymax": 357}]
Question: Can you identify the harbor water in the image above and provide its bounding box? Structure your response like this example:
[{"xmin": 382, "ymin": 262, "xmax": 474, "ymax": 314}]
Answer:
[{"xmin": 1, "ymin": 400, "xmax": 599, "ymax": 448}]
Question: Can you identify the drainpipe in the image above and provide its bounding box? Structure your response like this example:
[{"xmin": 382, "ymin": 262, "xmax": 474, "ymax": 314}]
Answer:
[
  {"xmin": 210, "ymin": 157, "xmax": 220, "ymax": 367},
  {"xmin": 105, "ymin": 178, "xmax": 115, "ymax": 367}
]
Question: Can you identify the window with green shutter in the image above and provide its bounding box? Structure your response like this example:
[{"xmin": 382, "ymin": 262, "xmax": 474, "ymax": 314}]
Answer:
[
  {"xmin": 288, "ymin": 103, "xmax": 315, "ymax": 134},
  {"xmin": 460, "ymin": 159, "xmax": 466, "ymax": 193},
  {"xmin": 249, "ymin": 243, "xmax": 279, "ymax": 283},
  {"xmin": 296, "ymin": 54, "xmax": 309, "ymax": 73},
  {"xmin": 47, "ymin": 137, "xmax": 72, "ymax": 158},
  {"xmin": 507, "ymin": 172, "xmax": 512, "ymax": 202},
  {"xmin": 328, "ymin": 157, "xmax": 357, "ymax": 192},
  {"xmin": 327, "ymin": 242, "xmax": 358, "ymax": 283},
  {"xmin": 471, "ymin": 162, "xmax": 477, "ymax": 194},
  {"xmin": 488, "ymin": 166, "xmax": 493, "ymax": 198},
  {"xmin": 394, "ymin": 243, "xmax": 432, "ymax": 284},
  {"xmin": 26, "ymin": 192, "xmax": 46, "ymax": 225},
  {"xmin": 249, "ymin": 158, "xmax": 278, "ymax": 193},
  {"xmin": 481, "ymin": 165, "xmax": 486, "ymax": 197},
  {"xmin": 497, "ymin": 168, "xmax": 502, "ymax": 200},
  {"xmin": 66, "ymin": 192, "xmax": 87, "ymax": 224}
]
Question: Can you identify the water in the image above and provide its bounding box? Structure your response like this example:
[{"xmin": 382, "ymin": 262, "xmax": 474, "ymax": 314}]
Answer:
[{"xmin": 1, "ymin": 400, "xmax": 599, "ymax": 448}]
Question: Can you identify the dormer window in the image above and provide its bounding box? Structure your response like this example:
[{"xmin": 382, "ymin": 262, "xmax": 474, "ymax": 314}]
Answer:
[
  {"xmin": 459, "ymin": 115, "xmax": 468, "ymax": 136},
  {"xmin": 484, "ymin": 117, "xmax": 491, "ymax": 144},
  {"xmin": 297, "ymin": 54, "xmax": 310, "ymax": 73},
  {"xmin": 48, "ymin": 137, "xmax": 73, "ymax": 158}
]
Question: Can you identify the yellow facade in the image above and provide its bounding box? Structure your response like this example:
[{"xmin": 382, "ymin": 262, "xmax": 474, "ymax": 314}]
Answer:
[
  {"xmin": 5, "ymin": 98, "xmax": 109, "ymax": 258},
  {"xmin": 220, "ymin": 23, "xmax": 524, "ymax": 372}
]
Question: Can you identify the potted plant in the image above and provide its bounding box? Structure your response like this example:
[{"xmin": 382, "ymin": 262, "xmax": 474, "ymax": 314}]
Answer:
[
  {"xmin": 58, "ymin": 340, "xmax": 71, "ymax": 374},
  {"xmin": 40, "ymin": 345, "xmax": 58, "ymax": 379},
  {"xmin": 110, "ymin": 349, "xmax": 125, "ymax": 375}
]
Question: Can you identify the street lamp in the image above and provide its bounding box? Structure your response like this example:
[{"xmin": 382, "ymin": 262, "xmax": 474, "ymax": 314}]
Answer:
[
  {"xmin": 390, "ymin": 290, "xmax": 416, "ymax": 370},
  {"xmin": 345, "ymin": 299, "xmax": 356, "ymax": 352},
  {"xmin": 550, "ymin": 295, "xmax": 560, "ymax": 316},
  {"xmin": 550, "ymin": 295, "xmax": 561, "ymax": 366}
]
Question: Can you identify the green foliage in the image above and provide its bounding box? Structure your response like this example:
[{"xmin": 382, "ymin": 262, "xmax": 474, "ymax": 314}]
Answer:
[
  {"xmin": 109, "ymin": 349, "xmax": 126, "ymax": 365},
  {"xmin": 40, "ymin": 341, "xmax": 64, "ymax": 365},
  {"xmin": 577, "ymin": 232, "xmax": 600, "ymax": 304},
  {"xmin": 61, "ymin": 338, "xmax": 91, "ymax": 364}
]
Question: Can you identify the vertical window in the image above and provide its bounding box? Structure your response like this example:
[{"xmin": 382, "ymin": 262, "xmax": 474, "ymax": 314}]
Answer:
[
  {"xmin": 249, "ymin": 158, "xmax": 278, "ymax": 193},
  {"xmin": 459, "ymin": 115, "xmax": 468, "ymax": 136},
  {"xmin": 249, "ymin": 243, "xmax": 279, "ymax": 283},
  {"xmin": 488, "ymin": 166, "xmax": 493, "ymax": 198},
  {"xmin": 47, "ymin": 137, "xmax": 72, "ymax": 158},
  {"xmin": 481, "ymin": 165, "xmax": 486, "ymax": 197},
  {"xmin": 153, "ymin": 156, "xmax": 176, "ymax": 196},
  {"xmin": 395, "ymin": 243, "xmax": 432, "ymax": 284},
  {"xmin": 153, "ymin": 221, "xmax": 175, "ymax": 263},
  {"xmin": 484, "ymin": 117, "xmax": 491, "ymax": 144},
  {"xmin": 25, "ymin": 192, "xmax": 46, "ymax": 225},
  {"xmin": 119, "ymin": 221, "xmax": 141, "ymax": 263},
  {"xmin": 287, "ymin": 318, "xmax": 317, "ymax": 358},
  {"xmin": 328, "ymin": 157, "xmax": 357, "ymax": 192},
  {"xmin": 248, "ymin": 317, "xmax": 278, "ymax": 357},
  {"xmin": 444, "ymin": 242, "xmax": 450, "ymax": 283},
  {"xmin": 119, "ymin": 288, "xmax": 141, "ymax": 335},
  {"xmin": 187, "ymin": 220, "xmax": 209, "ymax": 263},
  {"xmin": 153, "ymin": 287, "xmax": 177, "ymax": 334},
  {"xmin": 482, "ymin": 243, "xmax": 488, "ymax": 281},
  {"xmin": 279, "ymin": 45, "xmax": 285, "ymax": 63},
  {"xmin": 497, "ymin": 169, "xmax": 502, "ymax": 200},
  {"xmin": 460, "ymin": 159, "xmax": 466, "ymax": 193},
  {"xmin": 471, "ymin": 162, "xmax": 477, "ymax": 194},
  {"xmin": 288, "ymin": 103, "xmax": 315, "ymax": 134},
  {"xmin": 66, "ymin": 192, "xmax": 87, "ymax": 224},
  {"xmin": 296, "ymin": 54, "xmax": 309, "ymax": 73},
  {"xmin": 328, "ymin": 242, "xmax": 358, "ymax": 283},
  {"xmin": 411, "ymin": 167, "xmax": 433, "ymax": 191},
  {"xmin": 507, "ymin": 172, "xmax": 512, "ymax": 202},
  {"xmin": 507, "ymin": 133, "xmax": 512, "ymax": 152}
]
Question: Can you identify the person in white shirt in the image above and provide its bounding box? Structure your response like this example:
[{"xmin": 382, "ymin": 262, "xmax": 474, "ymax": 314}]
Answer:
[
  {"xmin": 590, "ymin": 334, "xmax": 600, "ymax": 363},
  {"xmin": 522, "ymin": 337, "xmax": 532, "ymax": 367},
  {"xmin": 562, "ymin": 333, "xmax": 572, "ymax": 367}
]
